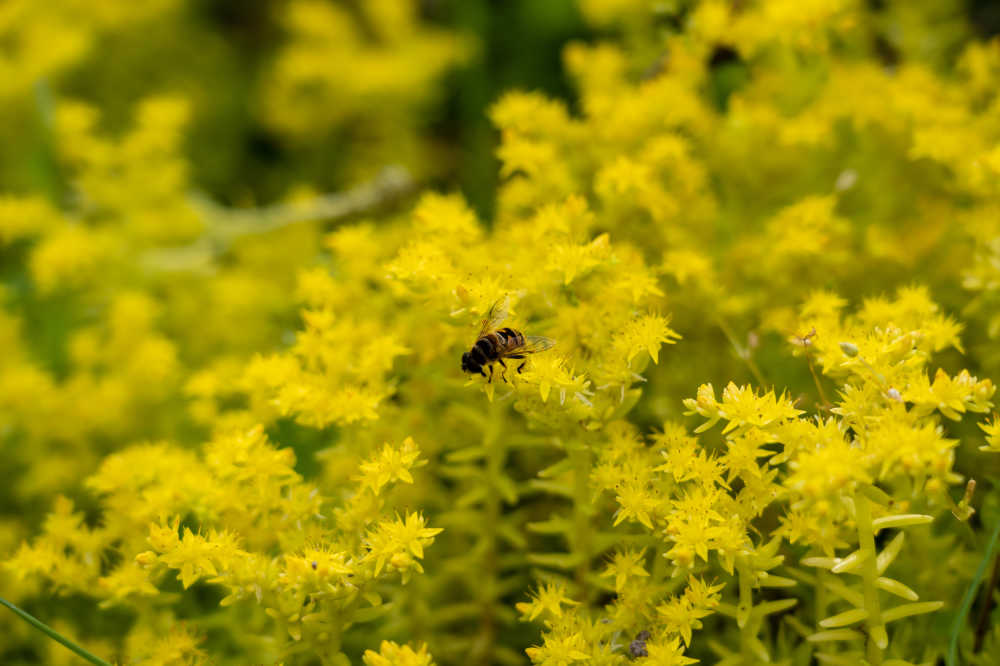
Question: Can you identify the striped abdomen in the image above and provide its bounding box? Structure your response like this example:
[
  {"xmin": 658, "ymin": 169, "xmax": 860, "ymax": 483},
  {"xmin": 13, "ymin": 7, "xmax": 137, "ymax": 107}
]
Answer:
[{"xmin": 468, "ymin": 327, "xmax": 524, "ymax": 366}]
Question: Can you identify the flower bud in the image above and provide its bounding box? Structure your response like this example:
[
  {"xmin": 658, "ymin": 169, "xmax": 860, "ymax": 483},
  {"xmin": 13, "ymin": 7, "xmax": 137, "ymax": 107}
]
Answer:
[{"xmin": 839, "ymin": 342, "xmax": 859, "ymax": 357}]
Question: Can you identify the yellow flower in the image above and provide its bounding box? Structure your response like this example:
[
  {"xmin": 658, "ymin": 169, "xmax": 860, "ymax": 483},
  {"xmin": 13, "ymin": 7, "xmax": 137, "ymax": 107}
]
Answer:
[
  {"xmin": 614, "ymin": 481, "xmax": 659, "ymax": 529},
  {"xmin": 979, "ymin": 414, "xmax": 1000, "ymax": 453},
  {"xmin": 29, "ymin": 225, "xmax": 116, "ymax": 293},
  {"xmin": 601, "ymin": 548, "xmax": 649, "ymax": 593},
  {"xmin": 524, "ymin": 632, "xmax": 591, "ymax": 665},
  {"xmin": 716, "ymin": 383, "xmax": 802, "ymax": 434},
  {"xmin": 546, "ymin": 234, "xmax": 611, "ymax": 285},
  {"xmin": 490, "ymin": 91, "xmax": 573, "ymax": 138},
  {"xmin": 684, "ymin": 383, "xmax": 801, "ymax": 435},
  {"xmin": 516, "ymin": 582, "xmax": 579, "ymax": 622},
  {"xmin": 154, "ymin": 527, "xmax": 245, "ymax": 590},
  {"xmin": 364, "ymin": 512, "xmax": 443, "ymax": 579},
  {"xmin": 644, "ymin": 637, "xmax": 699, "ymax": 666},
  {"xmin": 126, "ymin": 624, "xmax": 207, "ymax": 666},
  {"xmin": 614, "ymin": 313, "xmax": 681, "ymax": 365},
  {"xmin": 0, "ymin": 195, "xmax": 58, "ymax": 243},
  {"xmin": 363, "ymin": 641, "xmax": 435, "ymax": 666},
  {"xmin": 356, "ymin": 436, "xmax": 425, "ymax": 496},
  {"xmin": 97, "ymin": 563, "xmax": 160, "ymax": 606},
  {"xmin": 518, "ymin": 354, "xmax": 592, "ymax": 407},
  {"xmin": 785, "ymin": 436, "xmax": 870, "ymax": 501}
]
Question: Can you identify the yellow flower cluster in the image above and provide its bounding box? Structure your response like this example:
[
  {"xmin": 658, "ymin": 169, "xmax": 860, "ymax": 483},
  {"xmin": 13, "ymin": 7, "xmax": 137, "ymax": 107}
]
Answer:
[
  {"xmin": 262, "ymin": 0, "xmax": 469, "ymax": 182},
  {"xmin": 8, "ymin": 428, "xmax": 440, "ymax": 662},
  {"xmin": 521, "ymin": 289, "xmax": 991, "ymax": 665},
  {"xmin": 0, "ymin": 0, "xmax": 179, "ymax": 102},
  {"xmin": 0, "ymin": 98, "xmax": 315, "ymax": 529},
  {"xmin": 491, "ymin": 0, "xmax": 1000, "ymax": 371},
  {"xmin": 363, "ymin": 640, "xmax": 435, "ymax": 666},
  {"xmin": 4, "ymin": 1, "xmax": 1000, "ymax": 665}
]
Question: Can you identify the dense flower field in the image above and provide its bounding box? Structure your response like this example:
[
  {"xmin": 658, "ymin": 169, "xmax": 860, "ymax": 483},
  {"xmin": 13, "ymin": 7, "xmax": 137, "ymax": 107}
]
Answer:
[{"xmin": 3, "ymin": 1, "xmax": 1000, "ymax": 665}]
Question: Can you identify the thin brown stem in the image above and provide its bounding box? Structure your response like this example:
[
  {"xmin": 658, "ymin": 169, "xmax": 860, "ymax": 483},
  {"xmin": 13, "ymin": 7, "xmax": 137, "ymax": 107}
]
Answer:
[
  {"xmin": 805, "ymin": 351, "xmax": 832, "ymax": 410},
  {"xmin": 715, "ymin": 317, "xmax": 767, "ymax": 386}
]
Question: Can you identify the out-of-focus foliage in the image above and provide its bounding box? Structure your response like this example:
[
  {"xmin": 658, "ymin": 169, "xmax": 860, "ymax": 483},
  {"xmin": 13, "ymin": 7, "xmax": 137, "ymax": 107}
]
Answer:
[
  {"xmin": 261, "ymin": 0, "xmax": 469, "ymax": 178},
  {"xmin": 4, "ymin": 1, "xmax": 1000, "ymax": 665}
]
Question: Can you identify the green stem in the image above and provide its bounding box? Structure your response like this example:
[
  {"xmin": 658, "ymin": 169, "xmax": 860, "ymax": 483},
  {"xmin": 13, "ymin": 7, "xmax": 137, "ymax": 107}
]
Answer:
[
  {"xmin": 0, "ymin": 596, "xmax": 112, "ymax": 666},
  {"xmin": 855, "ymin": 495, "xmax": 885, "ymax": 665},
  {"xmin": 320, "ymin": 608, "xmax": 344, "ymax": 666},
  {"xmin": 715, "ymin": 317, "xmax": 766, "ymax": 387},
  {"xmin": 569, "ymin": 443, "xmax": 593, "ymax": 603},
  {"xmin": 815, "ymin": 570, "xmax": 835, "ymax": 659},
  {"xmin": 477, "ymin": 401, "xmax": 503, "ymax": 664},
  {"xmin": 736, "ymin": 554, "xmax": 754, "ymax": 664},
  {"xmin": 948, "ymin": 514, "xmax": 1000, "ymax": 666}
]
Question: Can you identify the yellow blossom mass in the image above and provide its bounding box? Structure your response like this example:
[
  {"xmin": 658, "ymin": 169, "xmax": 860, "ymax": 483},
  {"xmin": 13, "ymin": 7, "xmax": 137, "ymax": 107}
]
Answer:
[{"xmin": 3, "ymin": 1, "xmax": 1000, "ymax": 665}]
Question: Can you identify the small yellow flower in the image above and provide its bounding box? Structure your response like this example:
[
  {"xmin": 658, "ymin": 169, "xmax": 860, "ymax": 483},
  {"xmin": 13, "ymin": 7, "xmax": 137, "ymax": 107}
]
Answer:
[
  {"xmin": 614, "ymin": 481, "xmax": 659, "ymax": 529},
  {"xmin": 601, "ymin": 548, "xmax": 649, "ymax": 592},
  {"xmin": 363, "ymin": 640, "xmax": 435, "ymax": 666},
  {"xmin": 356, "ymin": 437, "xmax": 425, "ymax": 495},
  {"xmin": 516, "ymin": 582, "xmax": 579, "ymax": 622},
  {"xmin": 614, "ymin": 313, "xmax": 681, "ymax": 365},
  {"xmin": 979, "ymin": 414, "xmax": 1000, "ymax": 452},
  {"xmin": 524, "ymin": 632, "xmax": 591, "ymax": 665},
  {"xmin": 644, "ymin": 637, "xmax": 699, "ymax": 666},
  {"xmin": 364, "ymin": 512, "xmax": 443, "ymax": 580}
]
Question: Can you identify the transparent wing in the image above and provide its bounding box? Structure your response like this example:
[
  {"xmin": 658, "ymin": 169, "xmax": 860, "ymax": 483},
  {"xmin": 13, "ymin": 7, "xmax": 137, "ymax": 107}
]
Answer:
[
  {"xmin": 514, "ymin": 335, "xmax": 556, "ymax": 355},
  {"xmin": 478, "ymin": 296, "xmax": 509, "ymax": 337}
]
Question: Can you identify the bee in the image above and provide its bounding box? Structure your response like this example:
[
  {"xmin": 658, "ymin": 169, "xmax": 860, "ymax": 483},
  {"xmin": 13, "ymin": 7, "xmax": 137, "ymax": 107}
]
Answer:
[{"xmin": 461, "ymin": 297, "xmax": 554, "ymax": 383}]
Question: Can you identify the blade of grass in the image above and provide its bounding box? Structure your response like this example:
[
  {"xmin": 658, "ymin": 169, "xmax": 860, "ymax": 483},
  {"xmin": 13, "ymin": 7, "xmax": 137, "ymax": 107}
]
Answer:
[
  {"xmin": 948, "ymin": 516, "xmax": 1000, "ymax": 666},
  {"xmin": 0, "ymin": 596, "xmax": 112, "ymax": 666}
]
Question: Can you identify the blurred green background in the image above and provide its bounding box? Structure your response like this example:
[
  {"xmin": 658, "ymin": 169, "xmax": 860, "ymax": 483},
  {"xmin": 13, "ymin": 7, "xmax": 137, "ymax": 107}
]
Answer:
[
  {"xmin": 10, "ymin": 0, "xmax": 1000, "ymax": 223},
  {"xmin": 6, "ymin": 0, "xmax": 592, "ymax": 223}
]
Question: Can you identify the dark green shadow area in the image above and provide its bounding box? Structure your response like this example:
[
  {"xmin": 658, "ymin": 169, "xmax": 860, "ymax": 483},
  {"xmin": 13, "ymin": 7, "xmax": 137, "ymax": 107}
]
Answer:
[{"xmin": 267, "ymin": 417, "xmax": 338, "ymax": 480}]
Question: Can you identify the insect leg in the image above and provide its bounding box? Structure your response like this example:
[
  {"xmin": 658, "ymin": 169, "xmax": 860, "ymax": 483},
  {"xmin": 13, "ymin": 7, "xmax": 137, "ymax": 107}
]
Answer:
[
  {"xmin": 505, "ymin": 354, "xmax": 527, "ymax": 374},
  {"xmin": 487, "ymin": 364, "xmax": 494, "ymax": 384}
]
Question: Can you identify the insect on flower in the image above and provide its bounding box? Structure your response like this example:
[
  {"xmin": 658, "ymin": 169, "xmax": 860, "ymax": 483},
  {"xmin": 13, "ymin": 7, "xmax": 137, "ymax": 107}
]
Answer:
[{"xmin": 461, "ymin": 297, "xmax": 554, "ymax": 383}]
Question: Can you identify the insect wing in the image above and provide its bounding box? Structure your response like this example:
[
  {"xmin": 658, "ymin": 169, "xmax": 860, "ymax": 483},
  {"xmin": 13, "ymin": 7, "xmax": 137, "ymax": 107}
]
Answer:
[
  {"xmin": 517, "ymin": 335, "xmax": 555, "ymax": 354},
  {"xmin": 478, "ymin": 297, "xmax": 509, "ymax": 337}
]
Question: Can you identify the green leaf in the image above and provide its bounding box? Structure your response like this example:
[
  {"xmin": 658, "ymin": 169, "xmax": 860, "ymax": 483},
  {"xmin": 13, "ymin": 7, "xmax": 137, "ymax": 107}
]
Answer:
[
  {"xmin": 881, "ymin": 601, "xmax": 943, "ymax": 624},
  {"xmin": 819, "ymin": 607, "xmax": 868, "ymax": 628},
  {"xmin": 527, "ymin": 552, "xmax": 583, "ymax": 569},
  {"xmin": 753, "ymin": 598, "xmax": 798, "ymax": 617},
  {"xmin": 831, "ymin": 548, "xmax": 869, "ymax": 573},
  {"xmin": 872, "ymin": 514, "xmax": 934, "ymax": 531},
  {"xmin": 876, "ymin": 576, "xmax": 919, "ymax": 601},
  {"xmin": 807, "ymin": 628, "xmax": 865, "ymax": 643},
  {"xmin": 526, "ymin": 517, "xmax": 570, "ymax": 535},
  {"xmin": 445, "ymin": 446, "xmax": 487, "ymax": 462}
]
